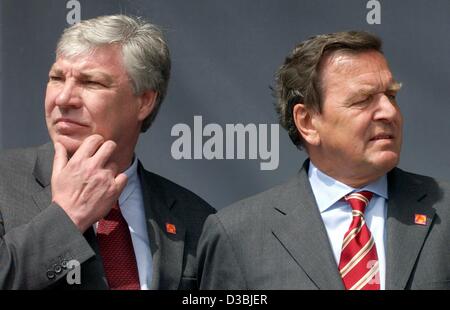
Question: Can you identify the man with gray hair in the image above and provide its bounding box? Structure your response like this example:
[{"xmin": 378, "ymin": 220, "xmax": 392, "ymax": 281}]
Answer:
[
  {"xmin": 197, "ymin": 31, "xmax": 450, "ymax": 289},
  {"xmin": 0, "ymin": 14, "xmax": 214, "ymax": 290}
]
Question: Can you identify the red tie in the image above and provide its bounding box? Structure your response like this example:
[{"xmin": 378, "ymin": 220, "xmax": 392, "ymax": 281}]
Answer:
[
  {"xmin": 338, "ymin": 191, "xmax": 380, "ymax": 290},
  {"xmin": 97, "ymin": 202, "xmax": 140, "ymax": 290}
]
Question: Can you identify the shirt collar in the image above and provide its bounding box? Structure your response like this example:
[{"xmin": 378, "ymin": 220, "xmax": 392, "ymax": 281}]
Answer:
[
  {"xmin": 308, "ymin": 161, "xmax": 388, "ymax": 213},
  {"xmin": 118, "ymin": 155, "xmax": 139, "ymax": 206}
]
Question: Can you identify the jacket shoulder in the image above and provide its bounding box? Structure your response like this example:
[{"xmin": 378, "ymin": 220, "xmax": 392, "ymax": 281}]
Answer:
[
  {"xmin": 215, "ymin": 177, "xmax": 297, "ymax": 229},
  {"xmin": 0, "ymin": 145, "xmax": 41, "ymax": 176},
  {"xmin": 391, "ymin": 167, "xmax": 450, "ymax": 192}
]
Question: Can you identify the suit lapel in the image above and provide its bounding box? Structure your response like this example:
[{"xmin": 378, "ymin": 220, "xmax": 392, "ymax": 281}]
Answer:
[
  {"xmin": 385, "ymin": 168, "xmax": 436, "ymax": 289},
  {"xmin": 31, "ymin": 143, "xmax": 54, "ymax": 212},
  {"xmin": 138, "ymin": 163, "xmax": 186, "ymax": 290},
  {"xmin": 271, "ymin": 161, "xmax": 344, "ymax": 289}
]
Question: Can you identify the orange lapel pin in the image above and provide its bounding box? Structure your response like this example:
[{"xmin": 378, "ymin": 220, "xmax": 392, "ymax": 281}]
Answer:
[
  {"xmin": 414, "ymin": 214, "xmax": 427, "ymax": 225},
  {"xmin": 166, "ymin": 223, "xmax": 177, "ymax": 234}
]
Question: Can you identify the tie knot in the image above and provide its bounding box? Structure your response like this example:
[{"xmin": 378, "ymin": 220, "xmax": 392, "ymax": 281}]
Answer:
[{"xmin": 344, "ymin": 191, "xmax": 373, "ymax": 213}]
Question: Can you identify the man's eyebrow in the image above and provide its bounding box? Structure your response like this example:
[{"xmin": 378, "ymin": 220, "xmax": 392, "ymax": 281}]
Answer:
[
  {"xmin": 346, "ymin": 87, "xmax": 376, "ymax": 102},
  {"xmin": 49, "ymin": 67, "xmax": 63, "ymax": 75},
  {"xmin": 48, "ymin": 67, "xmax": 114, "ymax": 84},
  {"xmin": 347, "ymin": 80, "xmax": 402, "ymax": 101},
  {"xmin": 387, "ymin": 81, "xmax": 402, "ymax": 92},
  {"xmin": 79, "ymin": 71, "xmax": 114, "ymax": 84}
]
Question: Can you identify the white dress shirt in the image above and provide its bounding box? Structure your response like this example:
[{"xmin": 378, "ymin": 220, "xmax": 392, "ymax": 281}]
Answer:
[
  {"xmin": 95, "ymin": 157, "xmax": 153, "ymax": 290},
  {"xmin": 308, "ymin": 161, "xmax": 387, "ymax": 289}
]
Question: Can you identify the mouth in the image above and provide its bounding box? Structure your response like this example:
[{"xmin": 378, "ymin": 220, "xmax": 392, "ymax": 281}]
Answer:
[
  {"xmin": 54, "ymin": 118, "xmax": 87, "ymax": 127},
  {"xmin": 370, "ymin": 134, "xmax": 394, "ymax": 141}
]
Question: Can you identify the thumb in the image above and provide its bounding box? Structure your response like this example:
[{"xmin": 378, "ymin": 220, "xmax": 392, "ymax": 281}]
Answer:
[{"xmin": 52, "ymin": 142, "xmax": 68, "ymax": 176}]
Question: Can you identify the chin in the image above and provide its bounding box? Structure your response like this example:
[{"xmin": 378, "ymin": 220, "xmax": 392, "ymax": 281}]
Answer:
[
  {"xmin": 372, "ymin": 150, "xmax": 401, "ymax": 173},
  {"xmin": 52, "ymin": 135, "xmax": 83, "ymax": 157}
]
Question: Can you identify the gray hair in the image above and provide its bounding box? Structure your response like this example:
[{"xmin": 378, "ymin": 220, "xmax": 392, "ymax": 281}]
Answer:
[
  {"xmin": 274, "ymin": 31, "xmax": 382, "ymax": 148},
  {"xmin": 56, "ymin": 14, "xmax": 171, "ymax": 132}
]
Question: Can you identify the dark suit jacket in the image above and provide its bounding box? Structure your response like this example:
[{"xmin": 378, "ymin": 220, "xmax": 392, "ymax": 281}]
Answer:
[
  {"xmin": 0, "ymin": 143, "xmax": 215, "ymax": 289},
  {"xmin": 198, "ymin": 160, "xmax": 450, "ymax": 289}
]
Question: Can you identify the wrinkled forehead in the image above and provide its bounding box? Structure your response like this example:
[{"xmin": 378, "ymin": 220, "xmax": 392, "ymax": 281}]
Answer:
[
  {"xmin": 321, "ymin": 49, "xmax": 389, "ymax": 75},
  {"xmin": 319, "ymin": 50, "xmax": 395, "ymax": 91}
]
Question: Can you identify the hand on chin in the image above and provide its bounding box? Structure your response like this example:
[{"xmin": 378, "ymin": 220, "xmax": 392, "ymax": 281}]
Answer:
[{"xmin": 53, "ymin": 134, "xmax": 86, "ymax": 157}]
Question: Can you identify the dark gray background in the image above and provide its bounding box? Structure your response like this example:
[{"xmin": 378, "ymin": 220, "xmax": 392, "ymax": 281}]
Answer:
[{"xmin": 1, "ymin": 0, "xmax": 449, "ymax": 209}]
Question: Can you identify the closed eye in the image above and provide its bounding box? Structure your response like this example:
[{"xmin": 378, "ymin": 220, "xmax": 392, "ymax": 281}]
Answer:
[
  {"xmin": 353, "ymin": 95, "xmax": 373, "ymax": 106},
  {"xmin": 49, "ymin": 75, "xmax": 63, "ymax": 82},
  {"xmin": 82, "ymin": 80, "xmax": 106, "ymax": 87}
]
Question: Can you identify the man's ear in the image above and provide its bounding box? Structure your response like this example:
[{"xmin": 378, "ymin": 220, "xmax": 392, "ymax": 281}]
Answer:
[
  {"xmin": 292, "ymin": 103, "xmax": 321, "ymax": 146},
  {"xmin": 137, "ymin": 90, "xmax": 158, "ymax": 121}
]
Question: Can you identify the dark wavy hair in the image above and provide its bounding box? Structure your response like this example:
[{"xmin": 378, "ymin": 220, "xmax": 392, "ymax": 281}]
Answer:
[{"xmin": 274, "ymin": 31, "xmax": 382, "ymax": 148}]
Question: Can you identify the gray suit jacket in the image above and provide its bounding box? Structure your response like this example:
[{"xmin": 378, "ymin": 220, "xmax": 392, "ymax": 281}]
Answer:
[
  {"xmin": 0, "ymin": 143, "xmax": 215, "ymax": 289},
  {"xmin": 198, "ymin": 160, "xmax": 450, "ymax": 289}
]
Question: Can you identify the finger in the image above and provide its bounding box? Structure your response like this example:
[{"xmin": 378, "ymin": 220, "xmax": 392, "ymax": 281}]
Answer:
[
  {"xmin": 115, "ymin": 173, "xmax": 128, "ymax": 194},
  {"xmin": 52, "ymin": 142, "xmax": 68, "ymax": 175},
  {"xmin": 104, "ymin": 161, "xmax": 119, "ymax": 177},
  {"xmin": 70, "ymin": 134, "xmax": 104, "ymax": 163},
  {"xmin": 90, "ymin": 140, "xmax": 117, "ymax": 168}
]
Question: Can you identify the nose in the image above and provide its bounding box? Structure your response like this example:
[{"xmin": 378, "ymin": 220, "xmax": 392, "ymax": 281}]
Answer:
[
  {"xmin": 373, "ymin": 93, "xmax": 400, "ymax": 123},
  {"xmin": 54, "ymin": 79, "xmax": 82, "ymax": 109}
]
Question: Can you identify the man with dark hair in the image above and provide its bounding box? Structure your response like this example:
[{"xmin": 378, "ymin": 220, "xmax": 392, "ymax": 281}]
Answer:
[
  {"xmin": 197, "ymin": 31, "xmax": 449, "ymax": 290},
  {"xmin": 0, "ymin": 15, "xmax": 214, "ymax": 290}
]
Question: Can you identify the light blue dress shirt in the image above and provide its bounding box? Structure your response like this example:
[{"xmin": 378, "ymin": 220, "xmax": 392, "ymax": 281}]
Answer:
[
  {"xmin": 95, "ymin": 157, "xmax": 153, "ymax": 290},
  {"xmin": 308, "ymin": 161, "xmax": 387, "ymax": 290}
]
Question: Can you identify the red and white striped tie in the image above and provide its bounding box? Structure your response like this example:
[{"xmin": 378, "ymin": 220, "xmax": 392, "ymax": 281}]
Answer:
[{"xmin": 338, "ymin": 191, "xmax": 380, "ymax": 290}]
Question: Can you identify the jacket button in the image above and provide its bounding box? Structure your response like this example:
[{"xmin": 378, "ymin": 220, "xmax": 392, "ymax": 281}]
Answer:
[
  {"xmin": 61, "ymin": 260, "xmax": 68, "ymax": 269},
  {"xmin": 47, "ymin": 270, "xmax": 56, "ymax": 279},
  {"xmin": 54, "ymin": 264, "xmax": 62, "ymax": 274}
]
